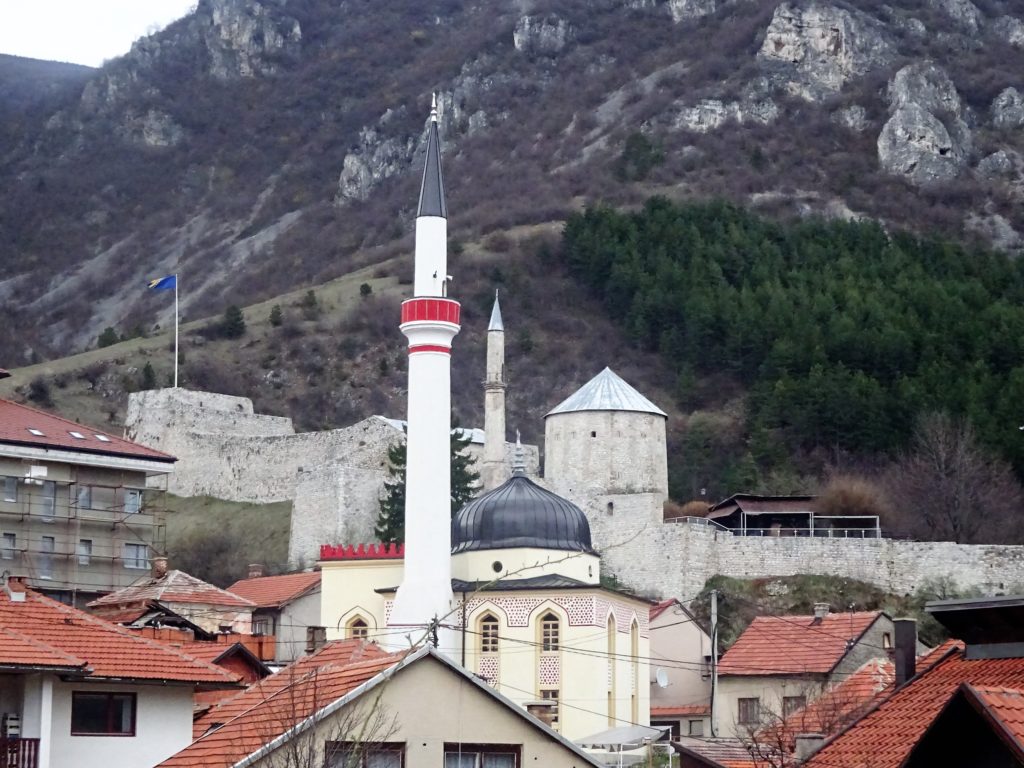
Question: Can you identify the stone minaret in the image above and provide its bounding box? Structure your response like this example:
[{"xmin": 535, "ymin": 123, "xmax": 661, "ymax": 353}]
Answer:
[
  {"xmin": 389, "ymin": 96, "xmax": 459, "ymax": 651},
  {"xmin": 481, "ymin": 291, "xmax": 508, "ymax": 491}
]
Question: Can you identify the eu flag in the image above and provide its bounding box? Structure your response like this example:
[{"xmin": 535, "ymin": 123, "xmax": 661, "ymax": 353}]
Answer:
[{"xmin": 147, "ymin": 275, "xmax": 177, "ymax": 292}]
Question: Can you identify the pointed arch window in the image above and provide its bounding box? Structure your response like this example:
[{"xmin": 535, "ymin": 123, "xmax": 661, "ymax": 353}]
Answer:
[
  {"xmin": 607, "ymin": 613, "xmax": 617, "ymax": 725},
  {"xmin": 347, "ymin": 616, "xmax": 369, "ymax": 640},
  {"xmin": 630, "ymin": 619, "xmax": 640, "ymax": 724},
  {"xmin": 541, "ymin": 612, "xmax": 560, "ymax": 652},
  {"xmin": 480, "ymin": 613, "xmax": 499, "ymax": 654}
]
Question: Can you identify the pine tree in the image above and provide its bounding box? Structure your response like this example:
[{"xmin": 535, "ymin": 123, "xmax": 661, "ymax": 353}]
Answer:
[
  {"xmin": 222, "ymin": 305, "xmax": 246, "ymax": 339},
  {"xmin": 140, "ymin": 361, "xmax": 157, "ymax": 390},
  {"xmin": 374, "ymin": 428, "xmax": 481, "ymax": 545},
  {"xmin": 269, "ymin": 304, "xmax": 283, "ymax": 327}
]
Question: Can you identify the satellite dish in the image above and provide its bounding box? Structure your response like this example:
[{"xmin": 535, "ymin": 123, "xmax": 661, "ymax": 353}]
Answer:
[{"xmin": 655, "ymin": 668, "xmax": 669, "ymax": 688}]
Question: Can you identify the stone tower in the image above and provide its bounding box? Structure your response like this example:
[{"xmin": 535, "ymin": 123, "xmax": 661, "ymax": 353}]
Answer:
[
  {"xmin": 389, "ymin": 96, "xmax": 459, "ymax": 647},
  {"xmin": 481, "ymin": 292, "xmax": 508, "ymax": 491}
]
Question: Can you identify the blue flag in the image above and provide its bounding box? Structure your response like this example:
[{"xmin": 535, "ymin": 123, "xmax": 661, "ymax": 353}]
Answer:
[{"xmin": 147, "ymin": 275, "xmax": 176, "ymax": 292}]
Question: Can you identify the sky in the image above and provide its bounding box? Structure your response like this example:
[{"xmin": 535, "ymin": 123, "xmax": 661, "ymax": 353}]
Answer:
[{"xmin": 0, "ymin": 1, "xmax": 197, "ymax": 67}]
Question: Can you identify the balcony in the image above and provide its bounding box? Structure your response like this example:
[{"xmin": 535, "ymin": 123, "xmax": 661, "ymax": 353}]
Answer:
[{"xmin": 0, "ymin": 738, "xmax": 39, "ymax": 768}]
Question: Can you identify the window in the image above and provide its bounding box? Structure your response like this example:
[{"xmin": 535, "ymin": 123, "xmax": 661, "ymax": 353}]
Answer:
[
  {"xmin": 326, "ymin": 743, "xmax": 404, "ymax": 767},
  {"xmin": 40, "ymin": 536, "xmax": 55, "ymax": 579},
  {"xmin": 2, "ymin": 532, "xmax": 15, "ymax": 560},
  {"xmin": 70, "ymin": 692, "xmax": 136, "ymax": 736},
  {"xmin": 607, "ymin": 614, "xmax": 616, "ymax": 725},
  {"xmin": 540, "ymin": 612, "xmax": 560, "ymax": 651},
  {"xmin": 77, "ymin": 485, "xmax": 92, "ymax": 511},
  {"xmin": 688, "ymin": 719, "xmax": 704, "ymax": 737},
  {"xmin": 252, "ymin": 615, "xmax": 273, "ymax": 636},
  {"xmin": 347, "ymin": 617, "xmax": 369, "ymax": 640},
  {"xmin": 630, "ymin": 619, "xmax": 640, "ymax": 724},
  {"xmin": 26, "ymin": 428, "xmax": 44, "ymax": 437},
  {"xmin": 3, "ymin": 477, "xmax": 16, "ymax": 503},
  {"xmin": 95, "ymin": 435, "xmax": 111, "ymax": 442},
  {"xmin": 41, "ymin": 481, "xmax": 56, "ymax": 520},
  {"xmin": 882, "ymin": 632, "xmax": 893, "ymax": 650},
  {"xmin": 124, "ymin": 543, "xmax": 148, "ymax": 570},
  {"xmin": 540, "ymin": 689, "xmax": 559, "ymax": 728},
  {"xmin": 783, "ymin": 695, "xmax": 807, "ymax": 718},
  {"xmin": 480, "ymin": 614, "xmax": 499, "ymax": 654},
  {"xmin": 124, "ymin": 489, "xmax": 142, "ymax": 515},
  {"xmin": 78, "ymin": 539, "xmax": 92, "ymax": 566},
  {"xmin": 738, "ymin": 697, "xmax": 760, "ymax": 725},
  {"xmin": 443, "ymin": 745, "xmax": 519, "ymax": 768}
]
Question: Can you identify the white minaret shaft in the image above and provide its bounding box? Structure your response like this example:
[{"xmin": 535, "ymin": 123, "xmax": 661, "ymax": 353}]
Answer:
[
  {"xmin": 482, "ymin": 291, "xmax": 508, "ymax": 490},
  {"xmin": 390, "ymin": 96, "xmax": 459, "ymax": 652}
]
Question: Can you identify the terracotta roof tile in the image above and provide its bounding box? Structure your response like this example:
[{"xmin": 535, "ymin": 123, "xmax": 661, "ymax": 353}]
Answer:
[
  {"xmin": 964, "ymin": 684, "xmax": 1024, "ymax": 758},
  {"xmin": 165, "ymin": 641, "xmax": 405, "ymax": 767},
  {"xmin": 89, "ymin": 570, "xmax": 255, "ymax": 609},
  {"xmin": 650, "ymin": 599, "xmax": 676, "ymax": 621},
  {"xmin": 718, "ymin": 612, "xmax": 881, "ymax": 676},
  {"xmin": 673, "ymin": 737, "xmax": 757, "ymax": 768},
  {"xmin": 0, "ymin": 586, "xmax": 239, "ymax": 685},
  {"xmin": 0, "ymin": 397, "xmax": 173, "ymax": 463},
  {"xmin": 227, "ymin": 571, "xmax": 321, "ymax": 608},
  {"xmin": 805, "ymin": 643, "xmax": 1024, "ymax": 768}
]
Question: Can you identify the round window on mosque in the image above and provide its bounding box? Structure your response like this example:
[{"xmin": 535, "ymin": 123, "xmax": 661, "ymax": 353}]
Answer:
[{"xmin": 492, "ymin": 561, "xmax": 503, "ymax": 573}]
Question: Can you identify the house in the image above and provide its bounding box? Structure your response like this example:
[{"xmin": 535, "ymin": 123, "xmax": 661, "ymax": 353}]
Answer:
[
  {"xmin": 161, "ymin": 640, "xmax": 605, "ymax": 768},
  {"xmin": 0, "ymin": 397, "xmax": 175, "ymax": 604},
  {"xmin": 0, "ymin": 575, "xmax": 240, "ymax": 768},
  {"xmin": 806, "ymin": 594, "xmax": 1024, "ymax": 768},
  {"xmin": 714, "ymin": 606, "xmax": 895, "ymax": 738},
  {"xmin": 87, "ymin": 558, "xmax": 255, "ymax": 634},
  {"xmin": 649, "ymin": 598, "xmax": 713, "ymax": 739},
  {"xmin": 227, "ymin": 565, "xmax": 321, "ymax": 663},
  {"xmin": 705, "ymin": 494, "xmax": 880, "ymax": 538}
]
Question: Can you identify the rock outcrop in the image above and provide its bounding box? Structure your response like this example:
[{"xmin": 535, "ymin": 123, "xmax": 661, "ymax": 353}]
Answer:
[
  {"xmin": 513, "ymin": 14, "xmax": 573, "ymax": 55},
  {"xmin": 832, "ymin": 104, "xmax": 870, "ymax": 132},
  {"xmin": 673, "ymin": 98, "xmax": 779, "ymax": 132},
  {"xmin": 992, "ymin": 87, "xmax": 1024, "ymax": 129},
  {"xmin": 927, "ymin": 0, "xmax": 983, "ymax": 33},
  {"xmin": 757, "ymin": 2, "xmax": 894, "ymax": 101},
  {"xmin": 118, "ymin": 108, "xmax": 185, "ymax": 147},
  {"xmin": 666, "ymin": 0, "xmax": 719, "ymax": 21},
  {"xmin": 992, "ymin": 16, "xmax": 1024, "ymax": 47},
  {"xmin": 878, "ymin": 63, "xmax": 971, "ymax": 186},
  {"xmin": 200, "ymin": 0, "xmax": 302, "ymax": 79}
]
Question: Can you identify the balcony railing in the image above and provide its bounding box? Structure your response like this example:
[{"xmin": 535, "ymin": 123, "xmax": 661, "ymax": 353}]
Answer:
[
  {"xmin": 0, "ymin": 738, "xmax": 40, "ymax": 768},
  {"xmin": 664, "ymin": 516, "xmax": 882, "ymax": 538}
]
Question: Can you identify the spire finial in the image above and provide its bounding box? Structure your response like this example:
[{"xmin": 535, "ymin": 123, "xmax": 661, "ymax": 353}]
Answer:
[
  {"xmin": 512, "ymin": 430, "xmax": 526, "ymax": 475},
  {"xmin": 431, "ymin": 92, "xmax": 438, "ymax": 123}
]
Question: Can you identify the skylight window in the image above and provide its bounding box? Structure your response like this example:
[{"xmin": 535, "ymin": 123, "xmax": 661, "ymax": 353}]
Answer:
[
  {"xmin": 95, "ymin": 435, "xmax": 111, "ymax": 442},
  {"xmin": 27, "ymin": 428, "xmax": 44, "ymax": 436},
  {"xmin": 69, "ymin": 431, "xmax": 85, "ymax": 439}
]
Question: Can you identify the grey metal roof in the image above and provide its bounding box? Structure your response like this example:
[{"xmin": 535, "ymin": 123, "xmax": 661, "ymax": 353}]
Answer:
[
  {"xmin": 417, "ymin": 118, "xmax": 447, "ymax": 218},
  {"xmin": 451, "ymin": 574, "xmax": 591, "ymax": 592},
  {"xmin": 488, "ymin": 291, "xmax": 503, "ymax": 332},
  {"xmin": 545, "ymin": 367, "xmax": 667, "ymax": 418},
  {"xmin": 452, "ymin": 473, "xmax": 595, "ymax": 554}
]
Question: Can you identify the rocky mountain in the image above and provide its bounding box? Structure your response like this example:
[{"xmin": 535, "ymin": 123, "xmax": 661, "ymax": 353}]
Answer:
[{"xmin": 1, "ymin": 0, "xmax": 1023, "ymax": 369}]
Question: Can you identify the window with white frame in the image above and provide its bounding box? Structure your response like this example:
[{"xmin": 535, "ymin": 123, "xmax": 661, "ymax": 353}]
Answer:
[
  {"xmin": 124, "ymin": 489, "xmax": 142, "ymax": 515},
  {"xmin": 41, "ymin": 481, "xmax": 56, "ymax": 520},
  {"xmin": 76, "ymin": 485, "xmax": 92, "ymax": 511},
  {"xmin": 78, "ymin": 539, "xmax": 92, "ymax": 566},
  {"xmin": 347, "ymin": 616, "xmax": 369, "ymax": 640},
  {"xmin": 40, "ymin": 535, "xmax": 55, "ymax": 578},
  {"xmin": 124, "ymin": 543, "xmax": 148, "ymax": 570},
  {"xmin": 540, "ymin": 612, "xmax": 560, "ymax": 651},
  {"xmin": 480, "ymin": 613, "xmax": 499, "ymax": 654},
  {"xmin": 444, "ymin": 744, "xmax": 519, "ymax": 768},
  {"xmin": 2, "ymin": 477, "xmax": 16, "ymax": 503},
  {"xmin": 325, "ymin": 743, "xmax": 404, "ymax": 767},
  {"xmin": 70, "ymin": 692, "xmax": 136, "ymax": 736},
  {"xmin": 2, "ymin": 532, "xmax": 15, "ymax": 560}
]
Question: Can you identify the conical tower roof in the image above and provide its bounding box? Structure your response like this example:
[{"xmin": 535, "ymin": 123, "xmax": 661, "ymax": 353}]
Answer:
[
  {"xmin": 545, "ymin": 367, "xmax": 667, "ymax": 418},
  {"xmin": 417, "ymin": 96, "xmax": 447, "ymax": 218},
  {"xmin": 488, "ymin": 291, "xmax": 503, "ymax": 332}
]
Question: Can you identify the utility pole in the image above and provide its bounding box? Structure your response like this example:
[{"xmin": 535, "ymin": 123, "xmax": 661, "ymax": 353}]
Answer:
[{"xmin": 710, "ymin": 589, "xmax": 719, "ymax": 737}]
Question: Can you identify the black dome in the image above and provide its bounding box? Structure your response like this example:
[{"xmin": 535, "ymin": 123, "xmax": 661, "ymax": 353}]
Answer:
[{"xmin": 451, "ymin": 473, "xmax": 595, "ymax": 554}]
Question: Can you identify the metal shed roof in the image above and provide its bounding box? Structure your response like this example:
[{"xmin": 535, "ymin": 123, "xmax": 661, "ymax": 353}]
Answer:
[{"xmin": 545, "ymin": 367, "xmax": 667, "ymax": 418}]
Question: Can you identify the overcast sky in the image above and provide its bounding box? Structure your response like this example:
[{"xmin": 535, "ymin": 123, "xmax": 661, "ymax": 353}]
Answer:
[{"xmin": 0, "ymin": 1, "xmax": 197, "ymax": 67}]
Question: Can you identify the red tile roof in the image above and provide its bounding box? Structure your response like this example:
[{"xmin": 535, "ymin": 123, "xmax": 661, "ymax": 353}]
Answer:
[
  {"xmin": 0, "ymin": 585, "xmax": 239, "ymax": 685},
  {"xmin": 651, "ymin": 598, "xmax": 676, "ymax": 621},
  {"xmin": 718, "ymin": 612, "xmax": 882, "ymax": 676},
  {"xmin": 89, "ymin": 570, "xmax": 255, "ymax": 609},
  {"xmin": 227, "ymin": 571, "xmax": 321, "ymax": 608},
  {"xmin": 963, "ymin": 684, "xmax": 1024, "ymax": 759},
  {"xmin": 673, "ymin": 737, "xmax": 756, "ymax": 768},
  {"xmin": 164, "ymin": 641, "xmax": 405, "ymax": 767},
  {"xmin": 651, "ymin": 705, "xmax": 711, "ymax": 717},
  {"xmin": 805, "ymin": 643, "xmax": 1024, "ymax": 768},
  {"xmin": 0, "ymin": 397, "xmax": 174, "ymax": 463}
]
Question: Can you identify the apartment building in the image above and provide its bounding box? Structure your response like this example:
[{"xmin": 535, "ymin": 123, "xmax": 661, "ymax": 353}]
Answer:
[{"xmin": 0, "ymin": 398, "xmax": 175, "ymax": 604}]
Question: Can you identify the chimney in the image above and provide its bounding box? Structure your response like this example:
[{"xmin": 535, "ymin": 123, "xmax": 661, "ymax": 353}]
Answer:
[
  {"xmin": 306, "ymin": 626, "xmax": 327, "ymax": 654},
  {"xmin": 248, "ymin": 563, "xmax": 265, "ymax": 579},
  {"xmin": 152, "ymin": 556, "xmax": 168, "ymax": 578},
  {"xmin": 894, "ymin": 618, "xmax": 917, "ymax": 687},
  {"xmin": 794, "ymin": 734, "xmax": 825, "ymax": 761},
  {"xmin": 525, "ymin": 701, "xmax": 556, "ymax": 727},
  {"xmin": 4, "ymin": 575, "xmax": 28, "ymax": 603},
  {"xmin": 813, "ymin": 602, "xmax": 830, "ymax": 621}
]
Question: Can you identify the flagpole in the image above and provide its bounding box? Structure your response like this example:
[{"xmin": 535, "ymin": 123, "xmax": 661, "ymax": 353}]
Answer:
[{"xmin": 174, "ymin": 274, "xmax": 179, "ymax": 389}]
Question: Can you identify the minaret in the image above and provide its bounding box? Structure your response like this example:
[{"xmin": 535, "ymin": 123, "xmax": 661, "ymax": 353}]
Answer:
[
  {"xmin": 481, "ymin": 291, "xmax": 508, "ymax": 490},
  {"xmin": 389, "ymin": 96, "xmax": 460, "ymax": 650}
]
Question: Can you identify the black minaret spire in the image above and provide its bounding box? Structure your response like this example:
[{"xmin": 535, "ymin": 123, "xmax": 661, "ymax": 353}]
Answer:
[{"xmin": 417, "ymin": 94, "xmax": 447, "ymax": 219}]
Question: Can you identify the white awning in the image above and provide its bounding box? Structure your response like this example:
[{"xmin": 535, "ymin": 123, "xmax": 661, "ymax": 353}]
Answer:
[{"xmin": 575, "ymin": 724, "xmax": 670, "ymax": 750}]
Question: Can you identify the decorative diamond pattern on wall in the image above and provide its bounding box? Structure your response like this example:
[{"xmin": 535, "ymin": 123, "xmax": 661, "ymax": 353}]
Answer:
[{"xmin": 539, "ymin": 654, "xmax": 560, "ymax": 685}]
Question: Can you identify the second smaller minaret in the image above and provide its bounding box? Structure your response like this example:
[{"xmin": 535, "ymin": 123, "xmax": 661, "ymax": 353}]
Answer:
[{"xmin": 481, "ymin": 291, "xmax": 508, "ymax": 491}]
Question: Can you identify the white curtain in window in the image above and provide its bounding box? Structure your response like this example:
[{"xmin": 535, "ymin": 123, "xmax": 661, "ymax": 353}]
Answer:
[
  {"xmin": 483, "ymin": 755, "xmax": 515, "ymax": 768},
  {"xmin": 445, "ymin": 755, "xmax": 477, "ymax": 768},
  {"xmin": 366, "ymin": 753, "xmax": 401, "ymax": 768}
]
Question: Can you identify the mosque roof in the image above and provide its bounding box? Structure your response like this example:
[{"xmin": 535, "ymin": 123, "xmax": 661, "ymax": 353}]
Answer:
[
  {"xmin": 451, "ymin": 472, "xmax": 595, "ymax": 555},
  {"xmin": 489, "ymin": 291, "xmax": 504, "ymax": 331},
  {"xmin": 417, "ymin": 101, "xmax": 446, "ymax": 218},
  {"xmin": 545, "ymin": 367, "xmax": 667, "ymax": 418}
]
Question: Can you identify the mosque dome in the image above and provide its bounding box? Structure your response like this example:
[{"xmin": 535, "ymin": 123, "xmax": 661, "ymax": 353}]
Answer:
[{"xmin": 451, "ymin": 472, "xmax": 595, "ymax": 554}]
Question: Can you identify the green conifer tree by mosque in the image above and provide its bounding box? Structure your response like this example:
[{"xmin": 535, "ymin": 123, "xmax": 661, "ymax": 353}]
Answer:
[{"xmin": 375, "ymin": 425, "xmax": 480, "ymax": 544}]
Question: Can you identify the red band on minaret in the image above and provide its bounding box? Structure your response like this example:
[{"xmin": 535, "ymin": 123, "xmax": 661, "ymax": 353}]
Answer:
[
  {"xmin": 401, "ymin": 297, "xmax": 461, "ymax": 325},
  {"xmin": 408, "ymin": 344, "xmax": 451, "ymax": 355}
]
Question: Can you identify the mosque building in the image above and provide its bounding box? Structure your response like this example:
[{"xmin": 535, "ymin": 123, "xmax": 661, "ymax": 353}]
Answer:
[{"xmin": 318, "ymin": 99, "xmax": 655, "ymax": 740}]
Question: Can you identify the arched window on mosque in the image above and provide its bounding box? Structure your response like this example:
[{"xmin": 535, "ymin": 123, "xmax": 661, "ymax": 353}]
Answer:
[
  {"xmin": 541, "ymin": 612, "xmax": 560, "ymax": 652},
  {"xmin": 630, "ymin": 619, "xmax": 640, "ymax": 724},
  {"xmin": 607, "ymin": 613, "xmax": 617, "ymax": 725},
  {"xmin": 347, "ymin": 616, "xmax": 369, "ymax": 640},
  {"xmin": 480, "ymin": 613, "xmax": 499, "ymax": 654}
]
